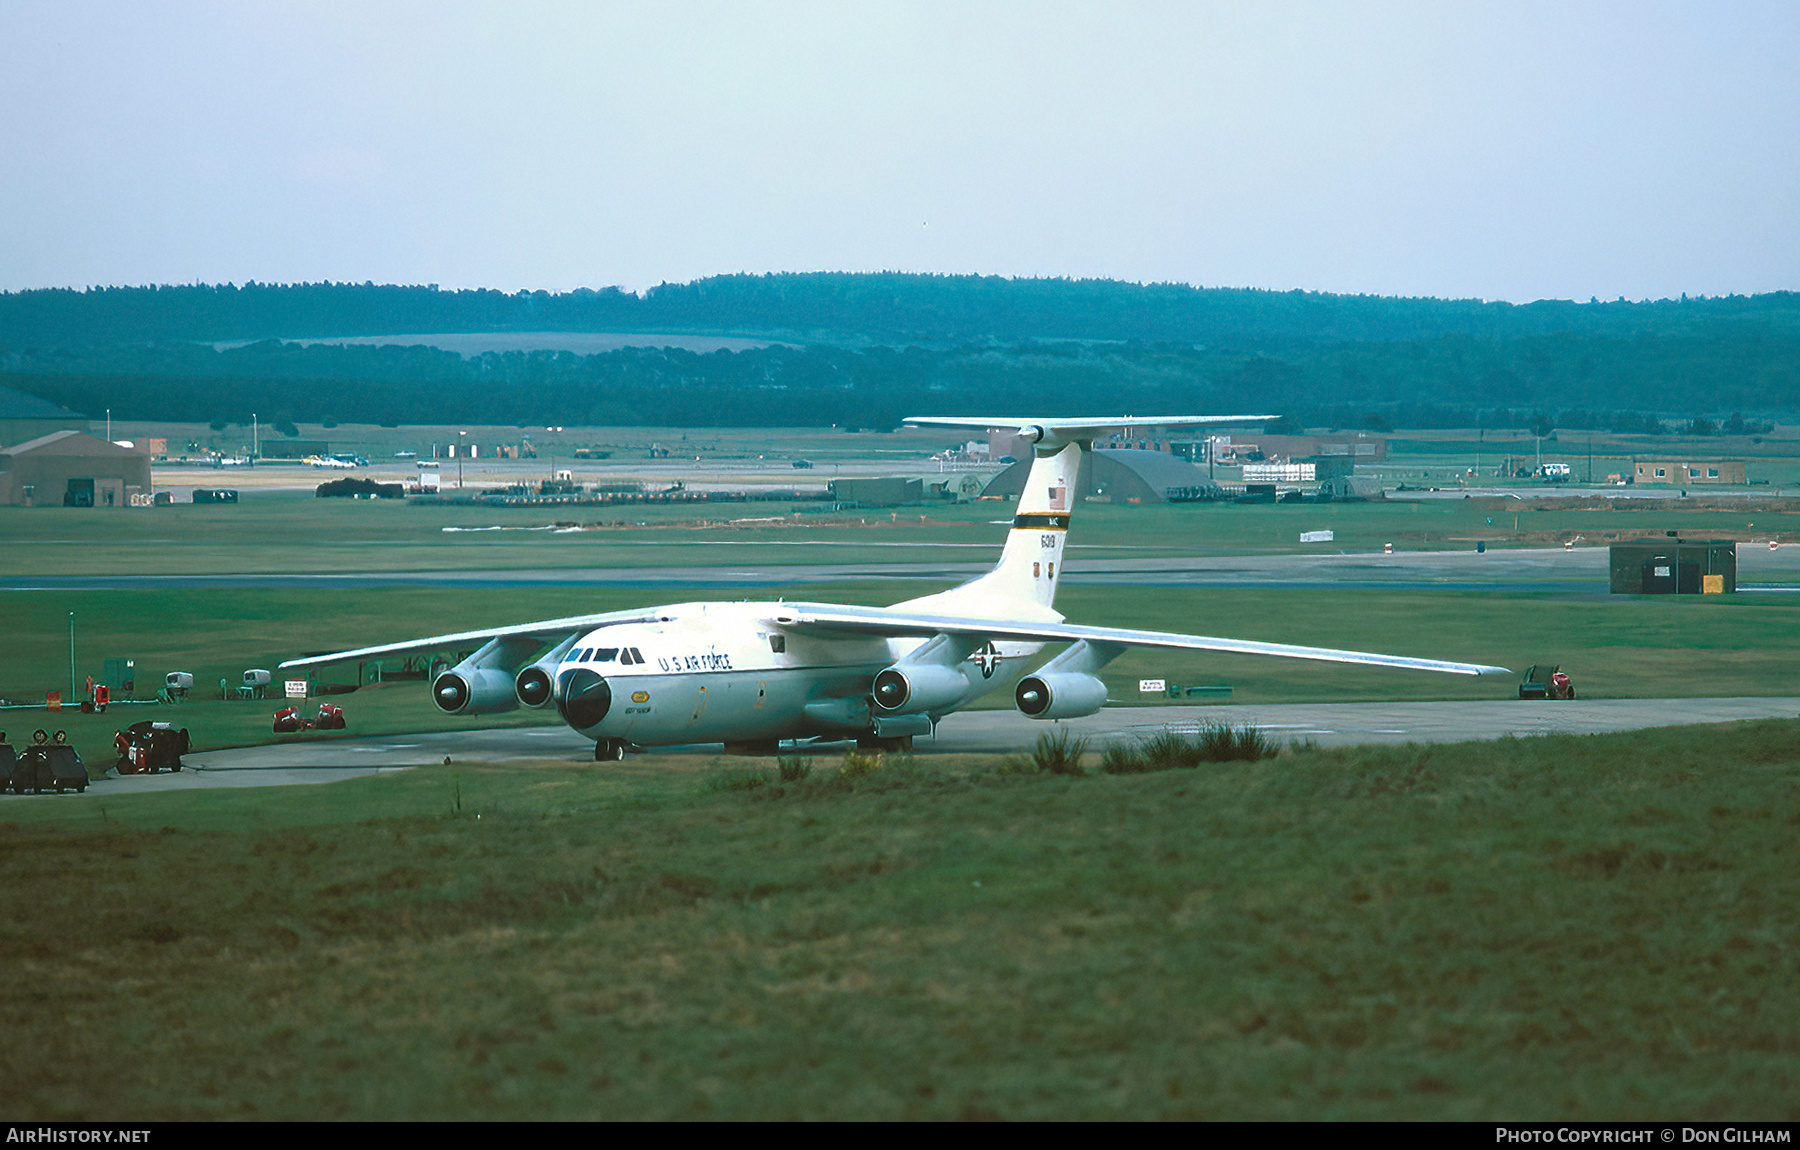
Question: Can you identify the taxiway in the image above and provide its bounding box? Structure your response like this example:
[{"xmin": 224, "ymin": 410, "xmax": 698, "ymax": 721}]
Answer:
[{"xmin": 119, "ymin": 695, "xmax": 1799, "ymax": 790}]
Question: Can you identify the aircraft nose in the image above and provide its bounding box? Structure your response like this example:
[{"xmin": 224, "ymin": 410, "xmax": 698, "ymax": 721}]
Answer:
[{"xmin": 555, "ymin": 667, "xmax": 612, "ymax": 730}]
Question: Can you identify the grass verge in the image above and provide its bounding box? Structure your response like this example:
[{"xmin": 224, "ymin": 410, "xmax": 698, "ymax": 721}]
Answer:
[{"xmin": 1, "ymin": 722, "xmax": 1797, "ymax": 1119}]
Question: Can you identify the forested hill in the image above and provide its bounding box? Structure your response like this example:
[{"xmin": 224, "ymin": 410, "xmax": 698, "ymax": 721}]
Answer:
[
  {"xmin": 4, "ymin": 274, "xmax": 1799, "ymax": 348},
  {"xmin": 2, "ymin": 275, "xmax": 1798, "ymax": 430}
]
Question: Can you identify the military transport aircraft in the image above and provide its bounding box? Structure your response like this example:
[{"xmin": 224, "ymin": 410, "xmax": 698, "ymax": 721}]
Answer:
[{"xmin": 279, "ymin": 415, "xmax": 1508, "ymax": 760}]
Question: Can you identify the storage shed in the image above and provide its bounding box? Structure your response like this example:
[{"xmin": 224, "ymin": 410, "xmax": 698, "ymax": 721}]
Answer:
[
  {"xmin": 830, "ymin": 477, "xmax": 925, "ymax": 507},
  {"xmin": 0, "ymin": 430, "xmax": 153, "ymax": 507},
  {"xmin": 1609, "ymin": 538, "xmax": 1737, "ymax": 594}
]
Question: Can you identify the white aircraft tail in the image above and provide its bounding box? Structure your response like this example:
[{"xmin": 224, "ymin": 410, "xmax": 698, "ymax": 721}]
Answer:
[
  {"xmin": 896, "ymin": 414, "xmax": 1274, "ymax": 621},
  {"xmin": 893, "ymin": 438, "xmax": 1080, "ymax": 620}
]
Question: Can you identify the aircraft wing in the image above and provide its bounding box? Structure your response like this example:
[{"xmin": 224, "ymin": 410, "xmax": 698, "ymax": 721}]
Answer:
[
  {"xmin": 276, "ymin": 609, "xmax": 671, "ymax": 670},
  {"xmin": 772, "ymin": 603, "xmax": 1509, "ymax": 677}
]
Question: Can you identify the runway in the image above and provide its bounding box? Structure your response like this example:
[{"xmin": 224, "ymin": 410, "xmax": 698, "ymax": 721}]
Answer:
[
  {"xmin": 9, "ymin": 545, "xmax": 1800, "ymax": 594},
  {"xmin": 104, "ymin": 695, "xmax": 1796, "ymax": 791}
]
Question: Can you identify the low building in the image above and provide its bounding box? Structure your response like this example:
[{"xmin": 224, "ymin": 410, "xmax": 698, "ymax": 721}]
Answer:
[
  {"xmin": 1609, "ymin": 539, "xmax": 1737, "ymax": 594},
  {"xmin": 1209, "ymin": 433, "xmax": 1387, "ymax": 464},
  {"xmin": 0, "ymin": 430, "xmax": 153, "ymax": 507},
  {"xmin": 830, "ymin": 477, "xmax": 924, "ymax": 507},
  {"xmin": 260, "ymin": 439, "xmax": 331, "ymax": 459},
  {"xmin": 1323, "ymin": 474, "xmax": 1384, "ymax": 501},
  {"xmin": 1632, "ymin": 460, "xmax": 1746, "ymax": 485},
  {"xmin": 1242, "ymin": 461, "xmax": 1316, "ymax": 483}
]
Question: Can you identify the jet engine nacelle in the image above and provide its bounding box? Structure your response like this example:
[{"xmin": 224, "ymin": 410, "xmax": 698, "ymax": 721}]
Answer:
[
  {"xmin": 514, "ymin": 665, "xmax": 554, "ymax": 709},
  {"xmin": 514, "ymin": 634, "xmax": 579, "ymax": 709},
  {"xmin": 1014, "ymin": 671, "xmax": 1107, "ymax": 720},
  {"xmin": 870, "ymin": 662, "xmax": 970, "ymax": 715},
  {"xmin": 432, "ymin": 667, "xmax": 521, "ymax": 715}
]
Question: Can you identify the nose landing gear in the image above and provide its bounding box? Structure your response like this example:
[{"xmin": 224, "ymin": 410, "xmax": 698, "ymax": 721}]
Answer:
[{"xmin": 594, "ymin": 739, "xmax": 627, "ymax": 762}]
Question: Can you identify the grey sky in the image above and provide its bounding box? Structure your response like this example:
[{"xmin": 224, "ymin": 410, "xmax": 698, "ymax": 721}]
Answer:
[{"xmin": 3, "ymin": 1, "xmax": 1796, "ymax": 304}]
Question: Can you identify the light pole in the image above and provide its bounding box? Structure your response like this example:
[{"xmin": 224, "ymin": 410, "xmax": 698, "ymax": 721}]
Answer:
[
  {"xmin": 68, "ymin": 612, "xmax": 76, "ymax": 704},
  {"xmin": 458, "ymin": 430, "xmax": 466, "ymax": 488}
]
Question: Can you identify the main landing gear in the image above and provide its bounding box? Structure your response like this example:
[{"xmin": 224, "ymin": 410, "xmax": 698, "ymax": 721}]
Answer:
[{"xmin": 593, "ymin": 739, "xmax": 627, "ymax": 762}]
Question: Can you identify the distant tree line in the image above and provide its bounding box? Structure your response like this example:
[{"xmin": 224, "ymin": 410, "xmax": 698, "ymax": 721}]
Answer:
[
  {"xmin": 3, "ymin": 274, "xmax": 1799, "ymax": 349},
  {"xmin": 4, "ymin": 330, "xmax": 1797, "ymax": 433},
  {"xmin": 3, "ymin": 274, "xmax": 1798, "ymax": 430}
]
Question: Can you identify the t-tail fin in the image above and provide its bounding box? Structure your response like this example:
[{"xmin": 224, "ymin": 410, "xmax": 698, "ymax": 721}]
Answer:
[
  {"xmin": 894, "ymin": 438, "xmax": 1080, "ymax": 620},
  {"xmin": 895, "ymin": 414, "xmax": 1275, "ymax": 621}
]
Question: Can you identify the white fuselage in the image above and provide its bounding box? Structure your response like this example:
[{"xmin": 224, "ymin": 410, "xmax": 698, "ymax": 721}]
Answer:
[{"xmin": 550, "ymin": 601, "xmax": 1039, "ymax": 745}]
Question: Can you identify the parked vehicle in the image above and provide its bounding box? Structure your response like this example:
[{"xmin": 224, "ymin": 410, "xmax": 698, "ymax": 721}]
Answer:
[
  {"xmin": 273, "ymin": 704, "xmax": 347, "ymax": 733},
  {"xmin": 113, "ymin": 721, "xmax": 190, "ymax": 774},
  {"xmin": 1519, "ymin": 664, "xmax": 1575, "ymax": 700},
  {"xmin": 7, "ymin": 729, "xmax": 88, "ymax": 793}
]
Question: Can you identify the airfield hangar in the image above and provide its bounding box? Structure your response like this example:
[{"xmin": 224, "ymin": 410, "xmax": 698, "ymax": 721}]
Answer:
[
  {"xmin": 984, "ymin": 448, "xmax": 1216, "ymax": 504},
  {"xmin": 0, "ymin": 431, "xmax": 153, "ymax": 507},
  {"xmin": 1608, "ymin": 538, "xmax": 1737, "ymax": 595}
]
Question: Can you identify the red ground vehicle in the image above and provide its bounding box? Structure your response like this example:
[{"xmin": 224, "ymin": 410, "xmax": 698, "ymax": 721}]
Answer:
[
  {"xmin": 273, "ymin": 706, "xmax": 306, "ymax": 733},
  {"xmin": 1519, "ymin": 664, "xmax": 1576, "ymax": 700},
  {"xmin": 113, "ymin": 721, "xmax": 190, "ymax": 773},
  {"xmin": 273, "ymin": 704, "xmax": 347, "ymax": 733}
]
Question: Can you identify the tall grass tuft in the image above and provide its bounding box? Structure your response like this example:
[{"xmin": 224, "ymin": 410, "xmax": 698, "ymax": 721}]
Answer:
[
  {"xmin": 839, "ymin": 749, "xmax": 882, "ymax": 779},
  {"xmin": 1029, "ymin": 728, "xmax": 1089, "ymax": 776},
  {"xmin": 1101, "ymin": 723, "xmax": 1275, "ymax": 774},
  {"xmin": 777, "ymin": 755, "xmax": 811, "ymax": 782},
  {"xmin": 1197, "ymin": 721, "xmax": 1272, "ymax": 762},
  {"xmin": 1098, "ymin": 742, "xmax": 1156, "ymax": 774}
]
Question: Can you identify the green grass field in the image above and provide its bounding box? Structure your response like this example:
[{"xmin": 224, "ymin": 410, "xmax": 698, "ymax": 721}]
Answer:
[
  {"xmin": 3, "ymin": 722, "xmax": 1796, "ymax": 1119},
  {"xmin": 6, "ymin": 580, "xmax": 1800, "ymax": 774},
  {"xmin": 8, "ymin": 477, "xmax": 1800, "ymax": 576}
]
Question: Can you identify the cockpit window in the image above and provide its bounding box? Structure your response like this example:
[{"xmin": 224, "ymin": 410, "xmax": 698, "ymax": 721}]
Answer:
[
  {"xmin": 768, "ymin": 634, "xmax": 787, "ymax": 653},
  {"xmin": 592, "ymin": 648, "xmax": 619, "ymax": 663},
  {"xmin": 628, "ymin": 648, "xmax": 644, "ymax": 663},
  {"xmin": 570, "ymin": 649, "xmax": 590, "ymax": 663}
]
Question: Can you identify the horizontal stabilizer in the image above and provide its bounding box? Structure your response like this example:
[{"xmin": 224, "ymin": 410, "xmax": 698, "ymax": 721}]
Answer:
[{"xmin": 905, "ymin": 413, "xmax": 1278, "ymax": 447}]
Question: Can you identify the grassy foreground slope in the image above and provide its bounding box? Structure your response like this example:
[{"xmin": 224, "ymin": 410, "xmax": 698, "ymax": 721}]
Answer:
[{"xmin": 3, "ymin": 723, "xmax": 1797, "ymax": 1120}]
